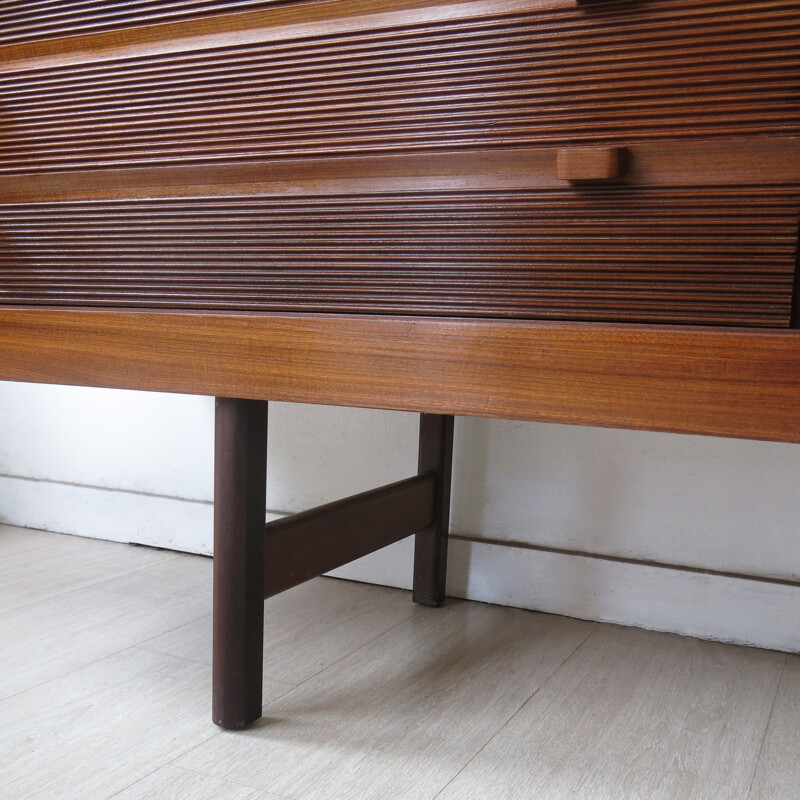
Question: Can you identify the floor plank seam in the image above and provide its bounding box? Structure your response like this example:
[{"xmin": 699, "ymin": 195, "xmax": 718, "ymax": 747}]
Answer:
[
  {"xmin": 261, "ymin": 605, "xmax": 421, "ymax": 704},
  {"xmin": 0, "ymin": 642, "xmax": 152, "ymax": 705},
  {"xmin": 173, "ymin": 764, "xmax": 294, "ymax": 800},
  {"xmin": 430, "ymin": 686, "xmax": 546, "ymax": 800},
  {"xmin": 162, "ymin": 737, "xmax": 238, "ymax": 789},
  {"xmin": 130, "ymin": 643, "xmax": 213, "ymax": 671},
  {"xmin": 104, "ymin": 765, "xmax": 169, "ymax": 800},
  {"xmin": 0, "ymin": 636, "xmax": 211, "ymax": 708},
  {"xmin": 747, "ymin": 654, "xmax": 788, "ymax": 795},
  {"xmin": 135, "ymin": 643, "xmax": 299, "ymax": 697},
  {"xmin": 429, "ymin": 625, "xmax": 599, "ymax": 800},
  {"xmin": 126, "ymin": 610, "xmax": 215, "ymax": 651},
  {"xmin": 527, "ymin": 623, "xmax": 600, "ymax": 700},
  {"xmin": 66, "ymin": 554, "xmax": 187, "ymax": 597},
  {"xmin": 0, "ymin": 551, "xmax": 184, "ymax": 616}
]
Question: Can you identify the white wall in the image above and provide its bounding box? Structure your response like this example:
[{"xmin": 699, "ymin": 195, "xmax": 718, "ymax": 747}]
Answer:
[{"xmin": 1, "ymin": 380, "xmax": 799, "ymax": 652}]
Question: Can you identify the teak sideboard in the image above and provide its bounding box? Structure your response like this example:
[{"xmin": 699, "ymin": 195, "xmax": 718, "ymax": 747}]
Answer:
[{"xmin": 0, "ymin": 0, "xmax": 798, "ymax": 728}]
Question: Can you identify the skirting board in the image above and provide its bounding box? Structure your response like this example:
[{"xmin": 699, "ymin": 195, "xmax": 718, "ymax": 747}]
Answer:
[
  {"xmin": 0, "ymin": 475, "xmax": 214, "ymax": 555},
  {"xmin": 1, "ymin": 475, "xmax": 798, "ymax": 653},
  {"xmin": 329, "ymin": 539, "xmax": 800, "ymax": 654}
]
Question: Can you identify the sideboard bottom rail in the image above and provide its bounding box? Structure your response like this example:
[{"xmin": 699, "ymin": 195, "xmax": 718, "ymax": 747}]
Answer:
[{"xmin": 212, "ymin": 397, "xmax": 454, "ymax": 730}]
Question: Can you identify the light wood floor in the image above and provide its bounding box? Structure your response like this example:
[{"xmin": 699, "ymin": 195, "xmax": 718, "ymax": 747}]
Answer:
[{"xmin": 1, "ymin": 524, "xmax": 797, "ymax": 800}]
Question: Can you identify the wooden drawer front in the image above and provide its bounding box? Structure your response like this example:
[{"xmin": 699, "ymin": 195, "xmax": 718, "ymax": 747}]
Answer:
[
  {"xmin": 1, "ymin": 1, "xmax": 798, "ymax": 174},
  {"xmin": 1, "ymin": 185, "xmax": 797, "ymax": 326},
  {"xmin": 0, "ymin": 1, "xmax": 307, "ymax": 45}
]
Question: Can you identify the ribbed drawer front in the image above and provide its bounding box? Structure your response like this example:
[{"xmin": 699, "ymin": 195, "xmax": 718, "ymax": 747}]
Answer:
[
  {"xmin": 1, "ymin": 1, "xmax": 798, "ymax": 174},
  {"xmin": 1, "ymin": 186, "xmax": 797, "ymax": 326},
  {"xmin": 0, "ymin": 1, "xmax": 310, "ymax": 45}
]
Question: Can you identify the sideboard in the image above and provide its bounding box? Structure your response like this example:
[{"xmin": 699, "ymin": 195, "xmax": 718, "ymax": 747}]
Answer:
[{"xmin": 0, "ymin": 0, "xmax": 798, "ymax": 728}]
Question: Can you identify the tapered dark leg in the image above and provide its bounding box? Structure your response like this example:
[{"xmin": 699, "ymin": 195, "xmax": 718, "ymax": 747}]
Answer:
[
  {"xmin": 212, "ymin": 397, "xmax": 268, "ymax": 729},
  {"xmin": 412, "ymin": 414, "xmax": 455, "ymax": 606}
]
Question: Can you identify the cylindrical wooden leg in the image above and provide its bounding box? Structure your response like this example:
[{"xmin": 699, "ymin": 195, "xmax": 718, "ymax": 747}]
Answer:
[
  {"xmin": 212, "ymin": 397, "xmax": 268, "ymax": 729},
  {"xmin": 412, "ymin": 414, "xmax": 455, "ymax": 607}
]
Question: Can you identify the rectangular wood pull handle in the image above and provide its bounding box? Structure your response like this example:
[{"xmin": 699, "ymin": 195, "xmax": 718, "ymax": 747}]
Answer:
[{"xmin": 557, "ymin": 147, "xmax": 625, "ymax": 181}]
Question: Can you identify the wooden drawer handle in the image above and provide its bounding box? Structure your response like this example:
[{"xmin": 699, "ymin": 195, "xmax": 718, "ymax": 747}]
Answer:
[{"xmin": 557, "ymin": 147, "xmax": 625, "ymax": 181}]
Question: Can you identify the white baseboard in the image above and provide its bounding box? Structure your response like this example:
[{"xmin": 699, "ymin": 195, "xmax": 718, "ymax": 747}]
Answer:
[
  {"xmin": 329, "ymin": 537, "xmax": 800, "ymax": 653},
  {"xmin": 2, "ymin": 475, "xmax": 798, "ymax": 652},
  {"xmin": 0, "ymin": 475, "xmax": 213, "ymax": 555}
]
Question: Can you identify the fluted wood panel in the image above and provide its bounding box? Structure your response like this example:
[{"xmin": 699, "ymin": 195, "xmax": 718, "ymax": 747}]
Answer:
[
  {"xmin": 1, "ymin": 0, "xmax": 799, "ymax": 437},
  {"xmin": 0, "ymin": 1, "xmax": 311, "ymax": 46},
  {"xmin": 1, "ymin": 186, "xmax": 796, "ymax": 326},
  {"xmin": 0, "ymin": 1, "xmax": 798, "ymax": 174}
]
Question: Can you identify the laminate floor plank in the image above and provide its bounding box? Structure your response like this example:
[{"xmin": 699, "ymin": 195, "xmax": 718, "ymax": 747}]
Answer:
[
  {"xmin": 140, "ymin": 577, "xmax": 429, "ymax": 686},
  {"xmin": 435, "ymin": 625, "xmax": 783, "ymax": 800},
  {"xmin": 630, "ymin": 639, "xmax": 783, "ymax": 788},
  {"xmin": 1, "ymin": 529, "xmax": 796, "ymax": 800},
  {"xmin": 0, "ymin": 523, "xmax": 178, "ymax": 612},
  {"xmin": 748, "ymin": 655, "xmax": 800, "ymax": 800},
  {"xmin": 468, "ymin": 755, "xmax": 750, "ymax": 800},
  {"xmin": 0, "ymin": 648, "xmax": 220, "ymax": 800},
  {"xmin": 0, "ymin": 577, "xmax": 210, "ymax": 700},
  {"xmin": 0, "ymin": 523, "xmax": 81, "ymax": 556},
  {"xmin": 93, "ymin": 549, "xmax": 212, "ymax": 602},
  {"xmin": 569, "ymin": 761, "xmax": 749, "ymax": 800},
  {"xmin": 109, "ymin": 764, "xmax": 285, "ymax": 800},
  {"xmin": 175, "ymin": 602, "xmax": 595, "ymax": 800}
]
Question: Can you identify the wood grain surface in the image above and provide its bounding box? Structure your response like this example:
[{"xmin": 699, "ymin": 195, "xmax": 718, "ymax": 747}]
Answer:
[
  {"xmin": 1, "ymin": 308, "xmax": 799, "ymax": 442},
  {"xmin": 0, "ymin": 0, "xmax": 798, "ymax": 442},
  {"xmin": 436, "ymin": 625, "xmax": 784, "ymax": 798},
  {"xmin": 2, "ymin": 139, "xmax": 798, "ymax": 205},
  {"xmin": 749, "ymin": 658, "xmax": 800, "ymax": 800},
  {"xmin": 2, "ymin": 181, "xmax": 794, "ymax": 326},
  {"xmin": 413, "ymin": 414, "xmax": 455, "ymax": 607},
  {"xmin": 263, "ymin": 474, "xmax": 436, "ymax": 598},
  {"xmin": 212, "ymin": 398, "xmax": 268, "ymax": 729},
  {"xmin": 0, "ymin": 0, "xmax": 314, "ymax": 47},
  {"xmin": 557, "ymin": 147, "xmax": 624, "ymax": 182},
  {"xmin": 6, "ymin": 529, "xmax": 798, "ymax": 800},
  {"xmin": 1, "ymin": 0, "xmax": 796, "ymax": 171}
]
